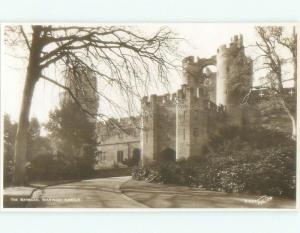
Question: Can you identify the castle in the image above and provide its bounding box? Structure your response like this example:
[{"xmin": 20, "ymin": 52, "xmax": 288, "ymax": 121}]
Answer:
[
  {"xmin": 61, "ymin": 35, "xmax": 295, "ymax": 168},
  {"xmin": 141, "ymin": 35, "xmax": 253, "ymax": 163},
  {"xmin": 96, "ymin": 35, "xmax": 254, "ymax": 167}
]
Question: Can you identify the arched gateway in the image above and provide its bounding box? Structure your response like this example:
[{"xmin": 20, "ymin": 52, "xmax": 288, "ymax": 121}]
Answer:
[{"xmin": 159, "ymin": 148, "xmax": 176, "ymax": 162}]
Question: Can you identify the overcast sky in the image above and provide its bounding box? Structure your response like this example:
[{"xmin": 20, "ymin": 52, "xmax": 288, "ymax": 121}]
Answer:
[{"xmin": 1, "ymin": 23, "xmax": 295, "ymax": 123}]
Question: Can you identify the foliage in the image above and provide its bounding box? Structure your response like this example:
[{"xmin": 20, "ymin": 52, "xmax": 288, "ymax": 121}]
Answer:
[
  {"xmin": 45, "ymin": 102, "xmax": 97, "ymax": 179},
  {"xmin": 122, "ymin": 156, "xmax": 140, "ymax": 167},
  {"xmin": 27, "ymin": 152, "xmax": 56, "ymax": 180},
  {"xmin": 4, "ymin": 104, "xmax": 99, "ymax": 183},
  {"xmin": 4, "ymin": 103, "xmax": 127, "ymax": 183},
  {"xmin": 26, "ymin": 117, "xmax": 53, "ymax": 161},
  {"xmin": 3, "ymin": 114, "xmax": 17, "ymax": 186},
  {"xmin": 202, "ymin": 136, "xmax": 295, "ymax": 197},
  {"xmin": 227, "ymin": 47, "xmax": 252, "ymax": 103},
  {"xmin": 133, "ymin": 126, "xmax": 296, "ymax": 198},
  {"xmin": 3, "ymin": 114, "xmax": 53, "ymax": 186}
]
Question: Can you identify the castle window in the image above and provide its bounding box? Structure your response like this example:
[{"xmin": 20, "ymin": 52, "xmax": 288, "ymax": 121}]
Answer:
[
  {"xmin": 97, "ymin": 151, "xmax": 102, "ymax": 162},
  {"xmin": 183, "ymin": 129, "xmax": 186, "ymax": 140},
  {"xmin": 117, "ymin": 151, "xmax": 124, "ymax": 162},
  {"xmin": 146, "ymin": 132, "xmax": 148, "ymax": 142},
  {"xmin": 183, "ymin": 111, "xmax": 186, "ymax": 120}
]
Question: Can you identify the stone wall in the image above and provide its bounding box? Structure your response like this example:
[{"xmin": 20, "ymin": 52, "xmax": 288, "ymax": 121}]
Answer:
[
  {"xmin": 96, "ymin": 117, "xmax": 140, "ymax": 168},
  {"xmin": 156, "ymin": 95, "xmax": 177, "ymax": 159},
  {"xmin": 96, "ymin": 140, "xmax": 140, "ymax": 169}
]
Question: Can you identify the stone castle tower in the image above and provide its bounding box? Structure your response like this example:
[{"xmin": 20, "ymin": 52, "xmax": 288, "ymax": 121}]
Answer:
[
  {"xmin": 216, "ymin": 35, "xmax": 253, "ymax": 126},
  {"xmin": 60, "ymin": 68, "xmax": 99, "ymax": 123},
  {"xmin": 141, "ymin": 35, "xmax": 253, "ymax": 163}
]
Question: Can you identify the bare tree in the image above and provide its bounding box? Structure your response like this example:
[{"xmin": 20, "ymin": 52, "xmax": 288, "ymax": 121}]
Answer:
[
  {"xmin": 255, "ymin": 26, "xmax": 297, "ymax": 140},
  {"xmin": 5, "ymin": 25, "xmax": 180, "ymax": 185}
]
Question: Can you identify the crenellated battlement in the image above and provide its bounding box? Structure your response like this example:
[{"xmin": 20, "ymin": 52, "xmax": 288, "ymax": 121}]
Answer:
[
  {"xmin": 181, "ymin": 55, "xmax": 216, "ymax": 87},
  {"xmin": 142, "ymin": 93, "xmax": 177, "ymax": 107},
  {"xmin": 177, "ymin": 85, "xmax": 206, "ymax": 101},
  {"xmin": 182, "ymin": 55, "xmax": 216, "ymax": 67},
  {"xmin": 99, "ymin": 116, "xmax": 140, "ymax": 128},
  {"xmin": 142, "ymin": 85, "xmax": 208, "ymax": 108},
  {"xmin": 142, "ymin": 84, "xmax": 227, "ymax": 112},
  {"xmin": 217, "ymin": 34, "xmax": 244, "ymax": 54},
  {"xmin": 182, "ymin": 56, "xmax": 201, "ymax": 67}
]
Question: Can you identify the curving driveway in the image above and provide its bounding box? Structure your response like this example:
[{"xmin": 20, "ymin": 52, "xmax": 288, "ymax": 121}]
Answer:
[
  {"xmin": 120, "ymin": 179, "xmax": 296, "ymax": 209},
  {"xmin": 21, "ymin": 176, "xmax": 295, "ymax": 208},
  {"xmin": 26, "ymin": 176, "xmax": 146, "ymax": 208}
]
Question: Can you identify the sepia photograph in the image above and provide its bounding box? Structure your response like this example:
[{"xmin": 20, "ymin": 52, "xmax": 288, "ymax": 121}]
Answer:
[{"xmin": 1, "ymin": 23, "xmax": 297, "ymax": 209}]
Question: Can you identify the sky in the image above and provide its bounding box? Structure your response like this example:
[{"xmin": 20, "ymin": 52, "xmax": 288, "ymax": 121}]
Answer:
[{"xmin": 1, "ymin": 23, "xmax": 295, "ymax": 124}]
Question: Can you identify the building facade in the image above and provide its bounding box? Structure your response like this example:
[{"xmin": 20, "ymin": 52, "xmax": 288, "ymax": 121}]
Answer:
[{"xmin": 96, "ymin": 118, "xmax": 141, "ymax": 168}]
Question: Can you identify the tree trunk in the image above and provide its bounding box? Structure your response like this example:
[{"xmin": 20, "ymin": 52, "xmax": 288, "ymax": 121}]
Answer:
[
  {"xmin": 279, "ymin": 97, "xmax": 297, "ymax": 140},
  {"xmin": 13, "ymin": 26, "xmax": 43, "ymax": 186},
  {"xmin": 13, "ymin": 74, "xmax": 38, "ymax": 185},
  {"xmin": 290, "ymin": 114, "xmax": 296, "ymax": 140},
  {"xmin": 293, "ymin": 26, "xmax": 297, "ymax": 89},
  {"xmin": 285, "ymin": 107, "xmax": 297, "ymax": 140}
]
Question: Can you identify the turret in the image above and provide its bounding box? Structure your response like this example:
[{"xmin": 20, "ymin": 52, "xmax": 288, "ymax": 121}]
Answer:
[
  {"xmin": 216, "ymin": 44, "xmax": 231, "ymax": 107},
  {"xmin": 141, "ymin": 94, "xmax": 158, "ymax": 164},
  {"xmin": 182, "ymin": 56, "xmax": 204, "ymax": 87},
  {"xmin": 216, "ymin": 34, "xmax": 253, "ymax": 126},
  {"xmin": 175, "ymin": 86, "xmax": 209, "ymax": 159}
]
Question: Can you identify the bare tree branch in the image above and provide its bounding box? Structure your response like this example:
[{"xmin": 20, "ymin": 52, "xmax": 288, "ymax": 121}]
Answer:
[
  {"xmin": 20, "ymin": 26, "xmax": 31, "ymax": 50},
  {"xmin": 254, "ymin": 26, "xmax": 297, "ymax": 140}
]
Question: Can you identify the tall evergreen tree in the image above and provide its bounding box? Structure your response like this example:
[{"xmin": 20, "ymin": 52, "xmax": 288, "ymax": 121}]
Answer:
[{"xmin": 46, "ymin": 102, "xmax": 97, "ymax": 178}]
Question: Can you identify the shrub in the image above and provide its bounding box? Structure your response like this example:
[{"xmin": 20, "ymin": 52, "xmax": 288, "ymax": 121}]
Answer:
[
  {"xmin": 133, "ymin": 126, "xmax": 296, "ymax": 198},
  {"xmin": 159, "ymin": 161, "xmax": 185, "ymax": 184},
  {"xmin": 27, "ymin": 148, "xmax": 97, "ymax": 181},
  {"xmin": 122, "ymin": 156, "xmax": 140, "ymax": 167}
]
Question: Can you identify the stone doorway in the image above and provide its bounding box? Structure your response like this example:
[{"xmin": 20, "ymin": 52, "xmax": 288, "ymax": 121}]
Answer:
[{"xmin": 132, "ymin": 148, "xmax": 141, "ymax": 165}]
